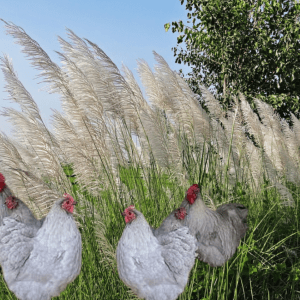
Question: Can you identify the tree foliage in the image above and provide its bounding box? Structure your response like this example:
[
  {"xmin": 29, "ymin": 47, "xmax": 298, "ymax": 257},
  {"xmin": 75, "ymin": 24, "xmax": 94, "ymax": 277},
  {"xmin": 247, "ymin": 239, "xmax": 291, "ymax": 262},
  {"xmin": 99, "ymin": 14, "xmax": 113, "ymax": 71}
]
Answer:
[{"xmin": 166, "ymin": 0, "xmax": 300, "ymax": 118}]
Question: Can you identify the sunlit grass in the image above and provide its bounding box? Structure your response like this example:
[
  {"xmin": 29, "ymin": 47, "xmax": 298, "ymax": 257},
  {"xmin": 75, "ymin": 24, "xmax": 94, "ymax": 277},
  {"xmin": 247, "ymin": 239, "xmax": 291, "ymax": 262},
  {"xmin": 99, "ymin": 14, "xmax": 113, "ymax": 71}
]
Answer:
[{"xmin": 3, "ymin": 150, "xmax": 300, "ymax": 300}]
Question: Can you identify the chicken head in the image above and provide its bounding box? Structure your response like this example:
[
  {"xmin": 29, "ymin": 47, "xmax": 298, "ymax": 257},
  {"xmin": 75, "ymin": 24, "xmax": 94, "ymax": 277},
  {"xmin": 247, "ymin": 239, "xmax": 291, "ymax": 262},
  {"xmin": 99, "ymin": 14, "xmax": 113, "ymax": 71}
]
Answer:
[
  {"xmin": 5, "ymin": 196, "xmax": 18, "ymax": 210},
  {"xmin": 121, "ymin": 205, "xmax": 136, "ymax": 223},
  {"xmin": 61, "ymin": 193, "xmax": 77, "ymax": 214}
]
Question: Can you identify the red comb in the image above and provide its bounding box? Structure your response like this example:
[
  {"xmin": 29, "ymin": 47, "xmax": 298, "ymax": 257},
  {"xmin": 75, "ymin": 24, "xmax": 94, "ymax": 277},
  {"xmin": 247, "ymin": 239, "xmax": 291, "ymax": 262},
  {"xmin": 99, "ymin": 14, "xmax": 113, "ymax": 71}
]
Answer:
[
  {"xmin": 0, "ymin": 173, "xmax": 6, "ymax": 192},
  {"xmin": 63, "ymin": 193, "xmax": 75, "ymax": 202},
  {"xmin": 186, "ymin": 184, "xmax": 200, "ymax": 204}
]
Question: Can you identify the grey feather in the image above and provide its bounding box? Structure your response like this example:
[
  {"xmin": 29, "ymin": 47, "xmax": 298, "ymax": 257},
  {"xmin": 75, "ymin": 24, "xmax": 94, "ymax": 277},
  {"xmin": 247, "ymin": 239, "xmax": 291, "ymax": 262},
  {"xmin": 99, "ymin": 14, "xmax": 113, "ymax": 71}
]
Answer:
[
  {"xmin": 117, "ymin": 208, "xmax": 196, "ymax": 300},
  {"xmin": 154, "ymin": 189, "xmax": 248, "ymax": 268},
  {"xmin": 152, "ymin": 208, "xmax": 184, "ymax": 237},
  {"xmin": 0, "ymin": 198, "xmax": 82, "ymax": 300},
  {"xmin": 183, "ymin": 194, "xmax": 248, "ymax": 267},
  {"xmin": 0, "ymin": 186, "xmax": 44, "ymax": 231},
  {"xmin": 0, "ymin": 218, "xmax": 34, "ymax": 281}
]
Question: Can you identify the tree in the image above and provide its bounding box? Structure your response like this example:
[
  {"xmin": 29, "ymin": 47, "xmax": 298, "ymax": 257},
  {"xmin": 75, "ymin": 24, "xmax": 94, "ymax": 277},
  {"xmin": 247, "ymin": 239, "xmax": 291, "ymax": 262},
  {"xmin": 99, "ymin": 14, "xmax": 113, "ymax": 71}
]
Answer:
[{"xmin": 166, "ymin": 0, "xmax": 300, "ymax": 119}]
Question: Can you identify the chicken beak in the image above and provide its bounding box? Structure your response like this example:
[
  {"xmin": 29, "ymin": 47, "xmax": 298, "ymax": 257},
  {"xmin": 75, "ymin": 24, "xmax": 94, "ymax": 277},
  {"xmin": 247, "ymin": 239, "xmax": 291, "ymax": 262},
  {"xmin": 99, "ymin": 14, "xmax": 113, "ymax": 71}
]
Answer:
[
  {"xmin": 73, "ymin": 201, "xmax": 77, "ymax": 205},
  {"xmin": 120, "ymin": 209, "xmax": 126, "ymax": 216}
]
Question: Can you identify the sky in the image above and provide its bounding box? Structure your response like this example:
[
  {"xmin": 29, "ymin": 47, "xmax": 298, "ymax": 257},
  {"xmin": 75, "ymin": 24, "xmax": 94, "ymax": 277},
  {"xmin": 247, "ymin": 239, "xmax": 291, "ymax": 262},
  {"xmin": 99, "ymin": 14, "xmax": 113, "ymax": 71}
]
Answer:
[{"xmin": 0, "ymin": 0, "xmax": 192, "ymax": 136}]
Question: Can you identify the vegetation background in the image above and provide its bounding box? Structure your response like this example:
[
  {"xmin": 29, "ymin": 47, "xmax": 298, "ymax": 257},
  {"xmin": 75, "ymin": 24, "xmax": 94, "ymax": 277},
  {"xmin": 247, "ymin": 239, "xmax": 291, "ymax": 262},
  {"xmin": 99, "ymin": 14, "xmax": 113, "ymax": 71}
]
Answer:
[
  {"xmin": 0, "ymin": 0, "xmax": 300, "ymax": 299},
  {"xmin": 166, "ymin": 0, "xmax": 300, "ymax": 121}
]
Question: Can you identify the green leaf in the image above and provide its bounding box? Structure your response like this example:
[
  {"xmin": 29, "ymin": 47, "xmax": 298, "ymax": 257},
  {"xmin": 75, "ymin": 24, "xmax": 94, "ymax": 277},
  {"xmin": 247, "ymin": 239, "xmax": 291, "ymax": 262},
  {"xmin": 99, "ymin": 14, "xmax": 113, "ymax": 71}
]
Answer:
[
  {"xmin": 166, "ymin": 0, "xmax": 300, "ymax": 118},
  {"xmin": 164, "ymin": 23, "xmax": 170, "ymax": 32},
  {"xmin": 249, "ymin": 266, "xmax": 258, "ymax": 274}
]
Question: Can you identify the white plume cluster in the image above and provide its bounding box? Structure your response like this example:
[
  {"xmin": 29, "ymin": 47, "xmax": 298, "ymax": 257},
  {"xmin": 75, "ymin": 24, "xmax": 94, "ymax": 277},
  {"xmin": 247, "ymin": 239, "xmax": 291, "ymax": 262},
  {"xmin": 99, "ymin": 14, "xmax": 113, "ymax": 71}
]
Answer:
[{"xmin": 0, "ymin": 19, "xmax": 299, "ymax": 218}]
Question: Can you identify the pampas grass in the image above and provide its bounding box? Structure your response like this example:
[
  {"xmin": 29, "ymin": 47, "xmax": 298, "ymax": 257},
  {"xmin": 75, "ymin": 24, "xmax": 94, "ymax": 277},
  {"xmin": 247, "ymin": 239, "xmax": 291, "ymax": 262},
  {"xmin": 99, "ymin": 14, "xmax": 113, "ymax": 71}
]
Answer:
[{"xmin": 0, "ymin": 20, "xmax": 299, "ymax": 299}]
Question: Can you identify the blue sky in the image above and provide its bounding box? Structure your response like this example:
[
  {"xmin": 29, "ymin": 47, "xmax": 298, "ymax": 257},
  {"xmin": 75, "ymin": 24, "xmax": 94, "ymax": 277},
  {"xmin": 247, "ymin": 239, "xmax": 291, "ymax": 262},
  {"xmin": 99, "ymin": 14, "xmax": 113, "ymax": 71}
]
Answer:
[{"xmin": 0, "ymin": 0, "xmax": 192, "ymax": 135}]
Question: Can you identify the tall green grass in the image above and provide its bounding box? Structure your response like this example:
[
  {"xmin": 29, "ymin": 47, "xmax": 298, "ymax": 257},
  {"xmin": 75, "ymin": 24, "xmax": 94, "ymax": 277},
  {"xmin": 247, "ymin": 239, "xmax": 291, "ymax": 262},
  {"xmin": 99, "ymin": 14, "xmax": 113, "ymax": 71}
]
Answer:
[{"xmin": 2, "ymin": 158, "xmax": 299, "ymax": 300}]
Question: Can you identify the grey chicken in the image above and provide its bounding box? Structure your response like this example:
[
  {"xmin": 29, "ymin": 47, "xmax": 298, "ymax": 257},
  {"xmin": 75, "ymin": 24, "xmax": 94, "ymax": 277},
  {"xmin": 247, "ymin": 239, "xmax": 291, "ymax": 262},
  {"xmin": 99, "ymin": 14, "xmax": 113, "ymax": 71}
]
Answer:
[
  {"xmin": 154, "ymin": 184, "xmax": 248, "ymax": 267},
  {"xmin": 152, "ymin": 207, "xmax": 187, "ymax": 237},
  {"xmin": 0, "ymin": 172, "xmax": 44, "ymax": 229},
  {"xmin": 117, "ymin": 205, "xmax": 197, "ymax": 300},
  {"xmin": 0, "ymin": 193, "xmax": 82, "ymax": 300}
]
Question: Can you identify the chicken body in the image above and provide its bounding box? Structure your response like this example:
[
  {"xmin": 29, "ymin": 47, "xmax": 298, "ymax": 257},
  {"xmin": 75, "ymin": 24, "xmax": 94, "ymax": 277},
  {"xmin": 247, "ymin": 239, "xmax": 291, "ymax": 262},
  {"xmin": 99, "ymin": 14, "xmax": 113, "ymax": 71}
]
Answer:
[
  {"xmin": 154, "ymin": 185, "xmax": 248, "ymax": 267},
  {"xmin": 183, "ymin": 200, "xmax": 247, "ymax": 267},
  {"xmin": 0, "ymin": 196, "xmax": 82, "ymax": 300},
  {"xmin": 117, "ymin": 206, "xmax": 196, "ymax": 300}
]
